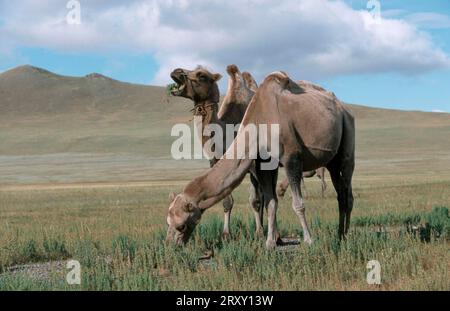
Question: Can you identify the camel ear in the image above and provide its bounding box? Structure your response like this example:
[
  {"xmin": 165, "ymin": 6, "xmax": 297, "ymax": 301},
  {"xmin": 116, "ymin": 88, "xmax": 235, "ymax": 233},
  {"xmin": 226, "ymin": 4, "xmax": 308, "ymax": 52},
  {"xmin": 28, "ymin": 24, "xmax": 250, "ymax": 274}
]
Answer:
[
  {"xmin": 168, "ymin": 192, "xmax": 177, "ymax": 203},
  {"xmin": 212, "ymin": 73, "xmax": 222, "ymax": 82}
]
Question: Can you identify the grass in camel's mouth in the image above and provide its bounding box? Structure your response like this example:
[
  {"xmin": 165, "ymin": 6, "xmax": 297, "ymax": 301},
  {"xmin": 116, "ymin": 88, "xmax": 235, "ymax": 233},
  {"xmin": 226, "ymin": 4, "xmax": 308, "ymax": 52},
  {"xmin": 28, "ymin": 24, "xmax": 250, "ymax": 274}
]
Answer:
[{"xmin": 167, "ymin": 83, "xmax": 186, "ymax": 96}]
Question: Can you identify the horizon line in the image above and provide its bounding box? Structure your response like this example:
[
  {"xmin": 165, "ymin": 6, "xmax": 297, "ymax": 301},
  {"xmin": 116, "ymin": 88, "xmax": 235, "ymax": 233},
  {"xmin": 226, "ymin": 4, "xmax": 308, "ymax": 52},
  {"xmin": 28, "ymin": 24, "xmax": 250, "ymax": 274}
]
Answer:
[{"xmin": 1, "ymin": 64, "xmax": 448, "ymax": 115}]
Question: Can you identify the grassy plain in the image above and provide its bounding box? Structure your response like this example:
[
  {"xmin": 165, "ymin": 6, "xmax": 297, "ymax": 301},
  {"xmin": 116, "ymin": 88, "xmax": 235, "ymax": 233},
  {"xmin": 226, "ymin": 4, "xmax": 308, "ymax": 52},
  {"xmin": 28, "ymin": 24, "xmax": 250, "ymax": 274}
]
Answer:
[
  {"xmin": 0, "ymin": 176, "xmax": 449, "ymax": 290},
  {"xmin": 0, "ymin": 66, "xmax": 449, "ymax": 290}
]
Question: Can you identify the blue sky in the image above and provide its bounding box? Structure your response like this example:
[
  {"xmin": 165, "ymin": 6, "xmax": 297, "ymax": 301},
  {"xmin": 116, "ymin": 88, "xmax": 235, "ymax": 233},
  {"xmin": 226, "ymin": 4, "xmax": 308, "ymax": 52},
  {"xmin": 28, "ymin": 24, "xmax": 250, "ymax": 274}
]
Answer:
[
  {"xmin": 8, "ymin": 47, "xmax": 159, "ymax": 85},
  {"xmin": 0, "ymin": 0, "xmax": 449, "ymax": 112},
  {"xmin": 324, "ymin": 0, "xmax": 450, "ymax": 111}
]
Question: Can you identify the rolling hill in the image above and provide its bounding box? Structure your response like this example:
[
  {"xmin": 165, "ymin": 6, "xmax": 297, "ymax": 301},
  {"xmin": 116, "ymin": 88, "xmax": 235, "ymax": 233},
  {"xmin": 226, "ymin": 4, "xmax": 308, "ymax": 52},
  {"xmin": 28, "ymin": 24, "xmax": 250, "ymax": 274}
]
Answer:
[
  {"xmin": 0, "ymin": 65, "xmax": 173, "ymax": 115},
  {"xmin": 0, "ymin": 65, "xmax": 449, "ymax": 184}
]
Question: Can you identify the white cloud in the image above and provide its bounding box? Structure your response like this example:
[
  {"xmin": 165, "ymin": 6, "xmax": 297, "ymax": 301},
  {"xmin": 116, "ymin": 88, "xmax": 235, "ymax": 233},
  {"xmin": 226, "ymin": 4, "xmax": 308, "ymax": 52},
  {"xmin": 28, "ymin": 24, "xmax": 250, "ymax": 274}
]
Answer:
[{"xmin": 0, "ymin": 0, "xmax": 449, "ymax": 86}]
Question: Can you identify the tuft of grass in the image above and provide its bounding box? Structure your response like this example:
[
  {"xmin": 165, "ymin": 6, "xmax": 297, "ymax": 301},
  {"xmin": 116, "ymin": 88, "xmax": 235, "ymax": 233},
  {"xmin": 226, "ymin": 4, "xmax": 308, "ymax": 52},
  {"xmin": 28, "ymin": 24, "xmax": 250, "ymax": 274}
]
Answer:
[
  {"xmin": 112, "ymin": 235, "xmax": 138, "ymax": 262},
  {"xmin": 43, "ymin": 239, "xmax": 70, "ymax": 260},
  {"xmin": 20, "ymin": 240, "xmax": 42, "ymax": 263},
  {"xmin": 425, "ymin": 206, "xmax": 449, "ymax": 238}
]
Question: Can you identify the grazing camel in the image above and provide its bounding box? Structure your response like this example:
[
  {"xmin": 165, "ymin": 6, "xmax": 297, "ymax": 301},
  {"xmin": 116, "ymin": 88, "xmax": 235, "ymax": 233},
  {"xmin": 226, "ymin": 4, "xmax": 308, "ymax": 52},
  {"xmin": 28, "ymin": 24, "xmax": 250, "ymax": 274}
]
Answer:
[
  {"xmin": 167, "ymin": 71, "xmax": 355, "ymax": 249},
  {"xmin": 276, "ymin": 167, "xmax": 327, "ymax": 198},
  {"xmin": 169, "ymin": 65, "xmax": 265, "ymax": 238}
]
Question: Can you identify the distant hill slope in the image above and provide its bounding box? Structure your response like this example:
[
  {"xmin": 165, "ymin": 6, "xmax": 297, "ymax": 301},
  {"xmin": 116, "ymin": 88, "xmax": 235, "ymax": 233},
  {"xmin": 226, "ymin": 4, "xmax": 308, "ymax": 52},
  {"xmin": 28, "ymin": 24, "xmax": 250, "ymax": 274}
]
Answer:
[
  {"xmin": 0, "ymin": 65, "xmax": 449, "ymax": 163},
  {"xmin": 2, "ymin": 65, "xmax": 448, "ymax": 120},
  {"xmin": 0, "ymin": 65, "xmax": 189, "ymax": 116}
]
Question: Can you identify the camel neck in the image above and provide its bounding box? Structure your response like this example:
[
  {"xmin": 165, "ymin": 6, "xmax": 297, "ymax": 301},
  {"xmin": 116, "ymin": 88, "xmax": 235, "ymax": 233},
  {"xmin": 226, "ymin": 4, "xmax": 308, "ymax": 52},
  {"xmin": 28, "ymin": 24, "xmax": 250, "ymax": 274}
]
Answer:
[
  {"xmin": 192, "ymin": 100, "xmax": 223, "ymax": 148},
  {"xmin": 191, "ymin": 100, "xmax": 219, "ymax": 119},
  {"xmin": 184, "ymin": 123, "xmax": 259, "ymax": 210},
  {"xmin": 184, "ymin": 157, "xmax": 253, "ymax": 210}
]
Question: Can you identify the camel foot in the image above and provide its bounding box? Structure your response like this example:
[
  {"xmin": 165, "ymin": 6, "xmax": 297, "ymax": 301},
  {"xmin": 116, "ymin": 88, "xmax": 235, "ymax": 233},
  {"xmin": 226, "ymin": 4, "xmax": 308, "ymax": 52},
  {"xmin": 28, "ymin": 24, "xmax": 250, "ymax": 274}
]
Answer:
[
  {"xmin": 222, "ymin": 232, "xmax": 231, "ymax": 240},
  {"xmin": 255, "ymin": 229, "xmax": 265, "ymax": 239},
  {"xmin": 265, "ymin": 239, "xmax": 277, "ymax": 250},
  {"xmin": 304, "ymin": 237, "xmax": 313, "ymax": 245}
]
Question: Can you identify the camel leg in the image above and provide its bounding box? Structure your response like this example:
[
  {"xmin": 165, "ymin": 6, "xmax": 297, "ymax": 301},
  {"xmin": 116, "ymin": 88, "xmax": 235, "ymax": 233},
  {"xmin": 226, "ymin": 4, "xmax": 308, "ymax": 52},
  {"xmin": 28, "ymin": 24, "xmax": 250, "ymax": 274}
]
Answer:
[
  {"xmin": 327, "ymin": 159, "xmax": 354, "ymax": 239},
  {"xmin": 270, "ymin": 173, "xmax": 282, "ymax": 245},
  {"xmin": 291, "ymin": 186, "xmax": 312, "ymax": 244},
  {"xmin": 222, "ymin": 195, "xmax": 234, "ymax": 239},
  {"xmin": 322, "ymin": 173, "xmax": 327, "ymax": 198},
  {"xmin": 342, "ymin": 166, "xmax": 354, "ymax": 235},
  {"xmin": 209, "ymin": 159, "xmax": 234, "ymax": 239},
  {"xmin": 287, "ymin": 156, "xmax": 312, "ymax": 244},
  {"xmin": 211, "ymin": 159, "xmax": 234, "ymax": 239},
  {"xmin": 276, "ymin": 177, "xmax": 289, "ymax": 198},
  {"xmin": 301, "ymin": 170, "xmax": 315, "ymax": 198},
  {"xmin": 318, "ymin": 168, "xmax": 327, "ymax": 198},
  {"xmin": 258, "ymin": 189, "xmax": 265, "ymax": 229},
  {"xmin": 266, "ymin": 197, "xmax": 279, "ymax": 249},
  {"xmin": 256, "ymin": 167, "xmax": 279, "ymax": 249},
  {"xmin": 301, "ymin": 177, "xmax": 308, "ymax": 198},
  {"xmin": 321, "ymin": 179, "xmax": 325, "ymax": 198},
  {"xmin": 249, "ymin": 174, "xmax": 264, "ymax": 238},
  {"xmin": 327, "ymin": 167, "xmax": 345, "ymax": 238}
]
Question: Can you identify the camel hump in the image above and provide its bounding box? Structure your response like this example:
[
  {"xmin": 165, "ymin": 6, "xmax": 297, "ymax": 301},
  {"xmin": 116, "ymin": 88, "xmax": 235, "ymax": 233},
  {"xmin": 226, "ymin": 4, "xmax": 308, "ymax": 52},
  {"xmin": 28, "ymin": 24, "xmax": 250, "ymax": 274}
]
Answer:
[
  {"xmin": 262, "ymin": 72, "xmax": 305, "ymax": 95},
  {"xmin": 242, "ymin": 71, "xmax": 258, "ymax": 91},
  {"xmin": 298, "ymin": 80, "xmax": 328, "ymax": 92},
  {"xmin": 298, "ymin": 80, "xmax": 338, "ymax": 99},
  {"xmin": 268, "ymin": 71, "xmax": 289, "ymax": 79},
  {"xmin": 227, "ymin": 64, "xmax": 240, "ymax": 76}
]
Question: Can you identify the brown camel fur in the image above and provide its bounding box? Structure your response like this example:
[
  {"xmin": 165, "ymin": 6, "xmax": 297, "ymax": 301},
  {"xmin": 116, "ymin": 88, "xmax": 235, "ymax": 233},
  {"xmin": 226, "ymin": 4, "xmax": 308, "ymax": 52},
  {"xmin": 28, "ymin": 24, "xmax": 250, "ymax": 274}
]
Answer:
[
  {"xmin": 274, "ymin": 79, "xmax": 336, "ymax": 200},
  {"xmin": 167, "ymin": 71, "xmax": 355, "ymax": 249},
  {"xmin": 277, "ymin": 167, "xmax": 327, "ymax": 198},
  {"xmin": 169, "ymin": 65, "xmax": 264, "ymax": 238}
]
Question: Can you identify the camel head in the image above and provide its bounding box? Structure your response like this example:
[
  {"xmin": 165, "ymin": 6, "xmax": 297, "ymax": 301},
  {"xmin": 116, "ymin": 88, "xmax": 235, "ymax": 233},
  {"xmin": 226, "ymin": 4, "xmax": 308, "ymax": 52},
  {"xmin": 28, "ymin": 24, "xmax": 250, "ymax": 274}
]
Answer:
[
  {"xmin": 166, "ymin": 192, "xmax": 203, "ymax": 245},
  {"xmin": 169, "ymin": 66, "xmax": 222, "ymax": 103}
]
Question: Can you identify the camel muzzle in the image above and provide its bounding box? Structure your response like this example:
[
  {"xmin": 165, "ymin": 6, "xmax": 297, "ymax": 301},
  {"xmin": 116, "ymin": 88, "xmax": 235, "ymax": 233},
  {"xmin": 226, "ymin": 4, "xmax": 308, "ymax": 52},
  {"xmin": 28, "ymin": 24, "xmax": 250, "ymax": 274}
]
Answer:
[
  {"xmin": 170, "ymin": 69, "xmax": 190, "ymax": 96},
  {"xmin": 166, "ymin": 224, "xmax": 196, "ymax": 246}
]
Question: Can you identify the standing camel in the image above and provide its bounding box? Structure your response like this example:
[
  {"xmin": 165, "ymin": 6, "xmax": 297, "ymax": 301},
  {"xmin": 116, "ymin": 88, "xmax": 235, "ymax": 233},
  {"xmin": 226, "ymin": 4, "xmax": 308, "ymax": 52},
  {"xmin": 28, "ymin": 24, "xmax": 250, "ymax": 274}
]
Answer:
[
  {"xmin": 167, "ymin": 71, "xmax": 355, "ymax": 249},
  {"xmin": 169, "ymin": 65, "xmax": 265, "ymax": 238},
  {"xmin": 276, "ymin": 167, "xmax": 327, "ymax": 198}
]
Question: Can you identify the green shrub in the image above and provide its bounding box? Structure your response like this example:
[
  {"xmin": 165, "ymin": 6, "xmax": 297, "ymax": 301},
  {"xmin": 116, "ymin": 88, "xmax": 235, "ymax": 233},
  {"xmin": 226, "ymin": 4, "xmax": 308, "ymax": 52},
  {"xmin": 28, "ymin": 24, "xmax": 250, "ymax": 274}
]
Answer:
[
  {"xmin": 419, "ymin": 206, "xmax": 450, "ymax": 241},
  {"xmin": 20, "ymin": 240, "xmax": 42, "ymax": 262},
  {"xmin": 42, "ymin": 239, "xmax": 69, "ymax": 260},
  {"xmin": 112, "ymin": 235, "xmax": 137, "ymax": 262}
]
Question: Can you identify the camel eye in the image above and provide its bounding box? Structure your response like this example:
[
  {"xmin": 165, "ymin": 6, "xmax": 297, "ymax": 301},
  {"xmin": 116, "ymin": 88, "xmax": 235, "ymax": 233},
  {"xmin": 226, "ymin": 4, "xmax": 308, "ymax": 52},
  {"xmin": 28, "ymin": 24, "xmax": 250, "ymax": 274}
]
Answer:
[
  {"xmin": 198, "ymin": 75, "xmax": 208, "ymax": 82},
  {"xmin": 176, "ymin": 224, "xmax": 187, "ymax": 232}
]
